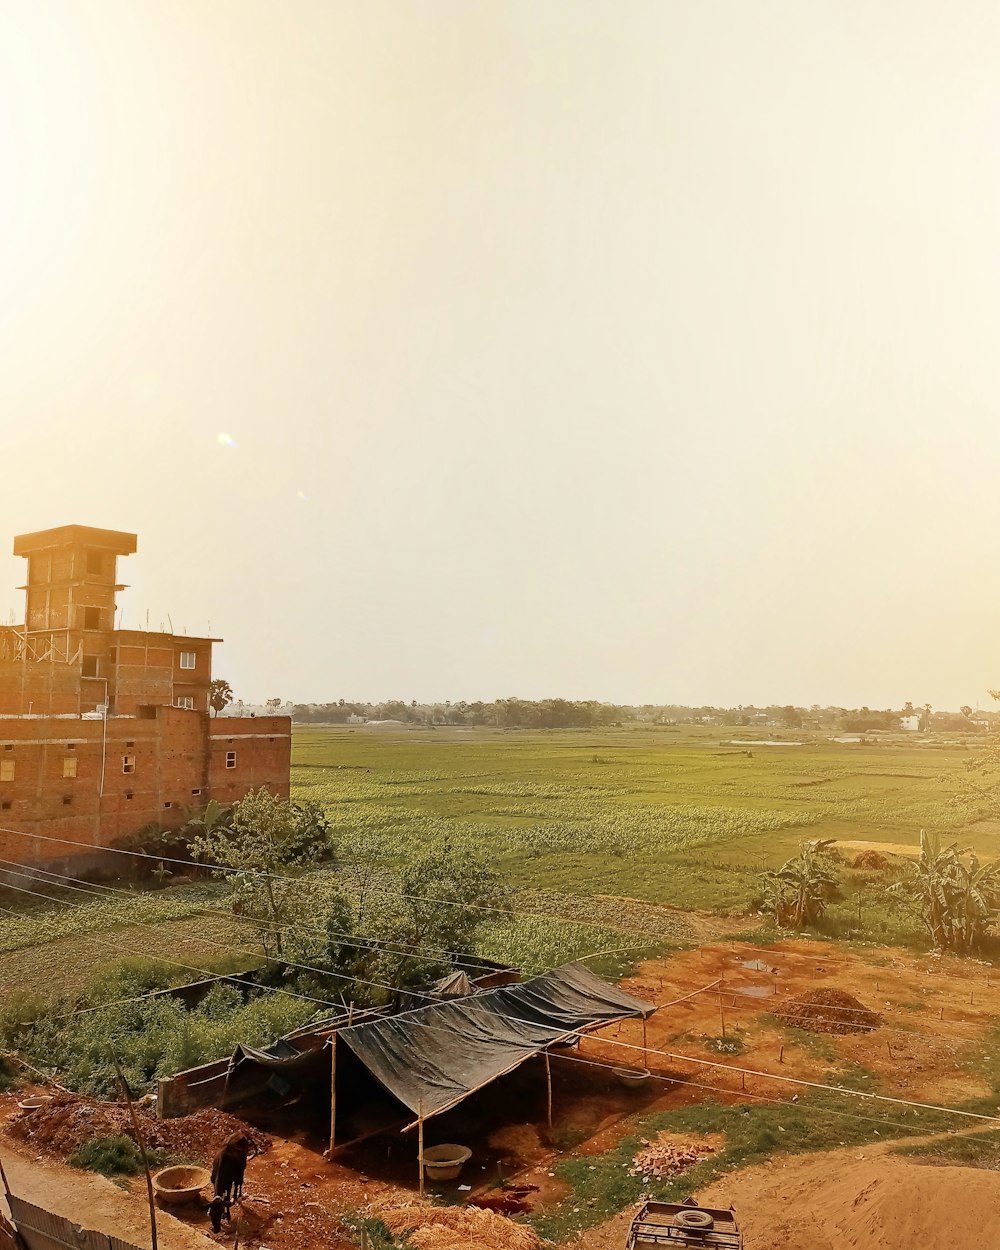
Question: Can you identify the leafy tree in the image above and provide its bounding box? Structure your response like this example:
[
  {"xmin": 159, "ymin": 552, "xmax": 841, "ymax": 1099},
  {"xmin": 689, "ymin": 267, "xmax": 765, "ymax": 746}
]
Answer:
[
  {"xmin": 310, "ymin": 840, "xmax": 510, "ymax": 1005},
  {"xmin": 761, "ymin": 840, "xmax": 839, "ymax": 928},
  {"xmin": 209, "ymin": 679, "xmax": 234, "ymax": 717},
  {"xmin": 890, "ymin": 830, "xmax": 1000, "ymax": 953},
  {"xmin": 266, "ymin": 697, "xmax": 283, "ymax": 713},
  {"xmin": 191, "ymin": 789, "xmax": 332, "ymax": 957}
]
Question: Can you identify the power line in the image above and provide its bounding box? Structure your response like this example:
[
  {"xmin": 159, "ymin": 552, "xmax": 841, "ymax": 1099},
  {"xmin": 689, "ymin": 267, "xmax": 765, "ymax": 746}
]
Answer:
[
  {"xmin": 0, "ymin": 824, "xmax": 668, "ymax": 944},
  {"xmin": 0, "ymin": 856, "xmax": 519, "ymax": 979}
]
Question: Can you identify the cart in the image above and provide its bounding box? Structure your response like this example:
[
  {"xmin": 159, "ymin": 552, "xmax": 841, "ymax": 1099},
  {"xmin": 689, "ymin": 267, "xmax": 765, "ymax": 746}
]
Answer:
[{"xmin": 625, "ymin": 1197, "xmax": 742, "ymax": 1249}]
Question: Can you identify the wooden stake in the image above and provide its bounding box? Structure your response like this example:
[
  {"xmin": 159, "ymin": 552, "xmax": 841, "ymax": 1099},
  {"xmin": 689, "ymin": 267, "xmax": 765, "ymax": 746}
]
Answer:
[
  {"xmin": 0, "ymin": 1146, "xmax": 12, "ymax": 1199},
  {"xmin": 109, "ymin": 1048, "xmax": 158, "ymax": 1250},
  {"xmin": 642, "ymin": 1017, "xmax": 648, "ymax": 1068},
  {"xmin": 328, "ymin": 1035, "xmax": 338, "ymax": 1156},
  {"xmin": 545, "ymin": 1051, "xmax": 553, "ymax": 1131},
  {"xmin": 779, "ymin": 1045, "xmax": 784, "ymax": 1064},
  {"xmin": 719, "ymin": 993, "xmax": 727, "ymax": 1039},
  {"xmin": 740, "ymin": 1071, "xmax": 746, "ymax": 1091},
  {"xmin": 418, "ymin": 1102, "xmax": 425, "ymax": 1199},
  {"xmin": 939, "ymin": 1007, "xmax": 944, "ymax": 1021}
]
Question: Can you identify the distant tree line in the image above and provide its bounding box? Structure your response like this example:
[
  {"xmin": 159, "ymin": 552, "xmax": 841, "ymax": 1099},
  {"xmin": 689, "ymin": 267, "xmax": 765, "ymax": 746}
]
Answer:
[{"xmin": 290, "ymin": 698, "xmax": 996, "ymax": 732}]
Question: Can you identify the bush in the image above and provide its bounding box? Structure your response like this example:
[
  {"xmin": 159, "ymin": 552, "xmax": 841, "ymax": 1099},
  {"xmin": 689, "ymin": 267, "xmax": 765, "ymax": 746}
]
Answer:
[{"xmin": 70, "ymin": 1135, "xmax": 149, "ymax": 1177}]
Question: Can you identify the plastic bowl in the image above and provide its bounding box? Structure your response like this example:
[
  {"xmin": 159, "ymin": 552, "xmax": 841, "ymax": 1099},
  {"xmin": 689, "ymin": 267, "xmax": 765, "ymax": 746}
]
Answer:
[
  {"xmin": 421, "ymin": 1144, "xmax": 472, "ymax": 1181},
  {"xmin": 152, "ymin": 1165, "xmax": 211, "ymax": 1205}
]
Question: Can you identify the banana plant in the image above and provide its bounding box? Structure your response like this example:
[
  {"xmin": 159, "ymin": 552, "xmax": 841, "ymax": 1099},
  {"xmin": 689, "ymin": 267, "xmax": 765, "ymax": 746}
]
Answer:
[{"xmin": 762, "ymin": 839, "xmax": 840, "ymax": 928}]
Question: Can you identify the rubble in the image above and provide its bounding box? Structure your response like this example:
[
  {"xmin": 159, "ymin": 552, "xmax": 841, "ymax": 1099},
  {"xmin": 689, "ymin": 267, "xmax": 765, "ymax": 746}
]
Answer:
[{"xmin": 629, "ymin": 1138, "xmax": 715, "ymax": 1180}]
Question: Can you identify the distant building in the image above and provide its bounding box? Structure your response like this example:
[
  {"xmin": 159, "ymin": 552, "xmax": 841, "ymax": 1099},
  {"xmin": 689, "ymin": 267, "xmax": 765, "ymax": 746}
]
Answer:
[
  {"xmin": 899, "ymin": 715, "xmax": 922, "ymax": 732},
  {"xmin": 0, "ymin": 525, "xmax": 290, "ymax": 869}
]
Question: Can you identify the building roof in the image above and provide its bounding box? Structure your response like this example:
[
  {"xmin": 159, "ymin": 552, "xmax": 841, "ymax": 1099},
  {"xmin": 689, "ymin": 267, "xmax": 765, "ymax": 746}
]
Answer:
[{"xmin": 13, "ymin": 525, "xmax": 138, "ymax": 557}]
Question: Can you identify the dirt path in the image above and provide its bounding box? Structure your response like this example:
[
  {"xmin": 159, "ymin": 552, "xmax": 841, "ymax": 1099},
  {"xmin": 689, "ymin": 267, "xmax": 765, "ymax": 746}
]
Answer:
[
  {"xmin": 566, "ymin": 1125, "xmax": 1000, "ymax": 1250},
  {"xmin": 0, "ymin": 1130, "xmax": 212, "ymax": 1249}
]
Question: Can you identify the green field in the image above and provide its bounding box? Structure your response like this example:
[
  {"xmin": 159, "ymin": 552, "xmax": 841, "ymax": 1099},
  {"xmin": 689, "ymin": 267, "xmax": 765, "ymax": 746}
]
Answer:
[{"xmin": 292, "ymin": 724, "xmax": 997, "ymax": 946}]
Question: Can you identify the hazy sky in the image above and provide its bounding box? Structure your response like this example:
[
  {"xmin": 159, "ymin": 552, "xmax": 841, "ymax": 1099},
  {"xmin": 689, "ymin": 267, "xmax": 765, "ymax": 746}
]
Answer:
[{"xmin": 2, "ymin": 1, "xmax": 1000, "ymax": 710}]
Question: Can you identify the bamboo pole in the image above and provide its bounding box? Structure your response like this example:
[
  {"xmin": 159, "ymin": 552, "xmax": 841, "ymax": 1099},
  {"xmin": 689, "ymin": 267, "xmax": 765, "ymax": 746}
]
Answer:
[
  {"xmin": 642, "ymin": 1017, "xmax": 648, "ymax": 1068},
  {"xmin": 418, "ymin": 1101, "xmax": 425, "ymax": 1199},
  {"xmin": 328, "ymin": 1035, "xmax": 337, "ymax": 1156},
  {"xmin": 545, "ymin": 1051, "xmax": 553, "ymax": 1131},
  {"xmin": 719, "ymin": 993, "xmax": 727, "ymax": 1039},
  {"xmin": 0, "ymin": 1146, "xmax": 11, "ymax": 1199},
  {"xmin": 109, "ymin": 1048, "xmax": 158, "ymax": 1250}
]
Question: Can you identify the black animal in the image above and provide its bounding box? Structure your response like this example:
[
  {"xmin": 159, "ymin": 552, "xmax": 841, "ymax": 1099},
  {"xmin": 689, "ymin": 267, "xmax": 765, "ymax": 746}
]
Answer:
[{"xmin": 209, "ymin": 1133, "xmax": 257, "ymax": 1232}]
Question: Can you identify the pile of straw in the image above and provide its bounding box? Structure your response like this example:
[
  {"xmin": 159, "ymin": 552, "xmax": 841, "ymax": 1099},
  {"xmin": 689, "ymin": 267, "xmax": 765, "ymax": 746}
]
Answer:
[{"xmin": 380, "ymin": 1203, "xmax": 542, "ymax": 1250}]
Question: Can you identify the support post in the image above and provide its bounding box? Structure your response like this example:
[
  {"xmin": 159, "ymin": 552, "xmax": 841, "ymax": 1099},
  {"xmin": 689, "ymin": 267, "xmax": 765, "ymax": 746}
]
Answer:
[
  {"xmin": 418, "ymin": 1101, "xmax": 425, "ymax": 1199},
  {"xmin": 0, "ymin": 1146, "xmax": 11, "ymax": 1199},
  {"xmin": 545, "ymin": 1051, "xmax": 553, "ymax": 1131},
  {"xmin": 642, "ymin": 1016, "xmax": 648, "ymax": 1068},
  {"xmin": 110, "ymin": 1048, "xmax": 158, "ymax": 1250},
  {"xmin": 719, "ymin": 992, "xmax": 727, "ymax": 1039},
  {"xmin": 328, "ymin": 1035, "xmax": 337, "ymax": 1156}
]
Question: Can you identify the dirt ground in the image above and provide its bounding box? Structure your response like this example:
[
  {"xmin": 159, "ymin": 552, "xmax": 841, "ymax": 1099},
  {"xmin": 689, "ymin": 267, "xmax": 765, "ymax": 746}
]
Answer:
[
  {"xmin": 4, "ymin": 936, "xmax": 1000, "ymax": 1250},
  {"xmin": 570, "ymin": 1129, "xmax": 1000, "ymax": 1250}
]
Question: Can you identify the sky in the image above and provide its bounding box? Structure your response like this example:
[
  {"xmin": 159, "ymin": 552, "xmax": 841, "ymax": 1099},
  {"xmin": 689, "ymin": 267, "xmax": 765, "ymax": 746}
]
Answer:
[{"xmin": 2, "ymin": 0, "xmax": 1000, "ymax": 711}]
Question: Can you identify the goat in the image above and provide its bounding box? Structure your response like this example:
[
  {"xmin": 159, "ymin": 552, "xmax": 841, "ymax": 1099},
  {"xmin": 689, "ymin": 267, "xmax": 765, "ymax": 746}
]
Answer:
[{"xmin": 209, "ymin": 1133, "xmax": 257, "ymax": 1232}]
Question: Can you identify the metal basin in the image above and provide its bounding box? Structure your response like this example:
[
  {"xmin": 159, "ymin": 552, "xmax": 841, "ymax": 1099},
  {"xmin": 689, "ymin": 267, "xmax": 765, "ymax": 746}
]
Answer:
[{"xmin": 614, "ymin": 1066, "xmax": 651, "ymax": 1089}]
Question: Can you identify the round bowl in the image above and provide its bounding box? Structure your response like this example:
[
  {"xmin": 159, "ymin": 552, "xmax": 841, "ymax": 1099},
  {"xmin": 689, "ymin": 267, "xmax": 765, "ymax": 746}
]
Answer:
[
  {"xmin": 614, "ymin": 1066, "xmax": 651, "ymax": 1089},
  {"xmin": 152, "ymin": 1165, "xmax": 211, "ymax": 1206},
  {"xmin": 17, "ymin": 1096, "xmax": 51, "ymax": 1111},
  {"xmin": 421, "ymin": 1143, "xmax": 472, "ymax": 1182}
]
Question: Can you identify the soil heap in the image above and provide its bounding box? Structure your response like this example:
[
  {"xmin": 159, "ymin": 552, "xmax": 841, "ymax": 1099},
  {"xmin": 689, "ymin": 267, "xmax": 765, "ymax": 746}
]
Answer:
[
  {"xmin": 380, "ymin": 1203, "xmax": 542, "ymax": 1250},
  {"xmin": 852, "ymin": 850, "xmax": 891, "ymax": 870},
  {"xmin": 776, "ymin": 988, "xmax": 880, "ymax": 1035},
  {"xmin": 9, "ymin": 1092, "xmax": 270, "ymax": 1163}
]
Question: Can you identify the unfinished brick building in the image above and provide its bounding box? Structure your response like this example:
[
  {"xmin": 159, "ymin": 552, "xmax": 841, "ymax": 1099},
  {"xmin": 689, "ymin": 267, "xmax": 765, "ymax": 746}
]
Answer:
[{"xmin": 0, "ymin": 525, "xmax": 290, "ymax": 869}]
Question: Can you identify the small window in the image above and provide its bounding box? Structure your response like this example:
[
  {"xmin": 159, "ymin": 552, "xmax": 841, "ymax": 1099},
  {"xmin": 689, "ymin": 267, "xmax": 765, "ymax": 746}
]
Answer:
[
  {"xmin": 83, "ymin": 607, "xmax": 101, "ymax": 630},
  {"xmin": 86, "ymin": 550, "xmax": 103, "ymax": 575},
  {"xmin": 125, "ymin": 792, "xmax": 134, "ymax": 801},
  {"xmin": 191, "ymin": 788, "xmax": 202, "ymax": 797},
  {"xmin": 225, "ymin": 751, "xmax": 237, "ymax": 769},
  {"xmin": 179, "ymin": 651, "xmax": 196, "ymax": 670},
  {"xmin": 176, "ymin": 696, "xmax": 194, "ymax": 710},
  {"xmin": 2, "ymin": 744, "xmax": 11, "ymax": 751},
  {"xmin": 67, "ymin": 743, "xmax": 76, "ymax": 751},
  {"xmin": 0, "ymin": 800, "xmax": 10, "ymax": 811},
  {"xmin": 63, "ymin": 757, "xmax": 77, "ymax": 779},
  {"xmin": 122, "ymin": 755, "xmax": 135, "ymax": 775},
  {"xmin": 164, "ymin": 801, "xmax": 172, "ymax": 810},
  {"xmin": 125, "ymin": 740, "xmax": 134, "ymax": 748},
  {"xmin": 82, "ymin": 656, "xmax": 99, "ymax": 678},
  {"xmin": 62, "ymin": 795, "xmax": 73, "ymax": 806},
  {"xmin": 0, "ymin": 760, "xmax": 14, "ymax": 782}
]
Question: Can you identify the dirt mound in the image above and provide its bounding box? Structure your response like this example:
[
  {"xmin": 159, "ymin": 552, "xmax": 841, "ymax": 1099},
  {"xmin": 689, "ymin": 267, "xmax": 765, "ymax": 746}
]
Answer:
[
  {"xmin": 630, "ymin": 1137, "xmax": 715, "ymax": 1180},
  {"xmin": 776, "ymin": 988, "xmax": 880, "ymax": 1035},
  {"xmin": 852, "ymin": 850, "xmax": 891, "ymax": 870},
  {"xmin": 10, "ymin": 1092, "xmax": 270, "ymax": 1164},
  {"xmin": 381, "ymin": 1203, "xmax": 541, "ymax": 1250},
  {"xmin": 695, "ymin": 1141, "xmax": 1000, "ymax": 1250}
]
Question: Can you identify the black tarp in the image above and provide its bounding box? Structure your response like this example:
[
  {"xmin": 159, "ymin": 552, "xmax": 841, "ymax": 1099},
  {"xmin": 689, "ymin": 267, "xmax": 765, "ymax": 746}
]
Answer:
[{"xmin": 337, "ymin": 961, "xmax": 654, "ymax": 1120}]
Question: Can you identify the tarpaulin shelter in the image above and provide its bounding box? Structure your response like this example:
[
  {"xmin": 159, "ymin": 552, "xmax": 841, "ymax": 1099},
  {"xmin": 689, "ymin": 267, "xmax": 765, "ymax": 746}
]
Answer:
[
  {"xmin": 335, "ymin": 961, "xmax": 655, "ymax": 1129},
  {"xmin": 217, "ymin": 963, "xmax": 654, "ymax": 1155}
]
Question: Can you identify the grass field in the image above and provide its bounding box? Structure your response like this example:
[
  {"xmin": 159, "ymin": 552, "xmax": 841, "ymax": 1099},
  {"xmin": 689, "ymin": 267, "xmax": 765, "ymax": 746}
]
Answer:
[{"xmin": 292, "ymin": 724, "xmax": 998, "ymax": 948}]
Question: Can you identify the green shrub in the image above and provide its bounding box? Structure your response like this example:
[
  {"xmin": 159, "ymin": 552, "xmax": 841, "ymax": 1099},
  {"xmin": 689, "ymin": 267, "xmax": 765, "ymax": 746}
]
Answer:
[{"xmin": 70, "ymin": 1135, "xmax": 148, "ymax": 1177}]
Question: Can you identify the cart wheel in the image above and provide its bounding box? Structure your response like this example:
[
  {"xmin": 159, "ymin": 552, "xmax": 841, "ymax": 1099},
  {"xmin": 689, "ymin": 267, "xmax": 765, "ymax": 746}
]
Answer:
[{"xmin": 675, "ymin": 1209, "xmax": 714, "ymax": 1230}]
